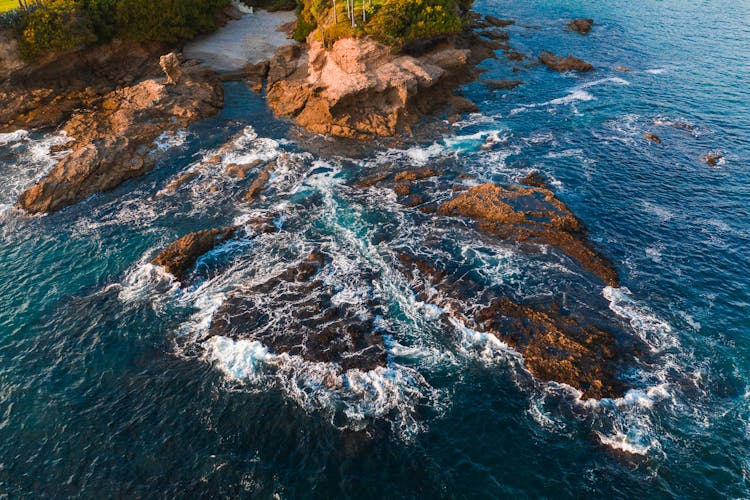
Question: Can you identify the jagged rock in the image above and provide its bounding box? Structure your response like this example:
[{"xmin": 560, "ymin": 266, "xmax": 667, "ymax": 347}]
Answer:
[
  {"xmin": 438, "ymin": 183, "xmax": 619, "ymax": 287},
  {"xmin": 702, "ymin": 153, "xmax": 723, "ymax": 167},
  {"xmin": 16, "ymin": 67, "xmax": 223, "ymax": 213},
  {"xmin": 225, "ymin": 159, "xmax": 263, "ymax": 179},
  {"xmin": 266, "ymin": 37, "xmax": 480, "ymax": 138},
  {"xmin": 485, "ymin": 16, "xmax": 515, "ymax": 27},
  {"xmin": 567, "ymin": 18, "xmax": 594, "ymax": 34},
  {"xmin": 539, "ymin": 51, "xmax": 594, "ymax": 72},
  {"xmin": 615, "ymin": 65, "xmax": 631, "ymax": 72},
  {"xmin": 206, "ymin": 252, "xmax": 389, "ymax": 371},
  {"xmin": 519, "ymin": 172, "xmax": 547, "ymax": 188},
  {"xmin": 159, "ymin": 52, "xmax": 183, "ymax": 85},
  {"xmin": 397, "ymin": 253, "xmax": 639, "ymax": 399},
  {"xmin": 1, "ymin": 40, "xmax": 168, "ymax": 133},
  {"xmin": 153, "ymin": 227, "xmax": 237, "ymax": 282},
  {"xmin": 483, "ymin": 79, "xmax": 523, "ymax": 90},
  {"xmin": 644, "ymin": 132, "xmax": 661, "ymax": 143},
  {"xmin": 244, "ymin": 164, "xmax": 274, "ymax": 202}
]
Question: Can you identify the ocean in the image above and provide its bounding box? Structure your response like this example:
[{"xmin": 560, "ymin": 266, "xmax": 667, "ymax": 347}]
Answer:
[{"xmin": 0, "ymin": 0, "xmax": 748, "ymax": 496}]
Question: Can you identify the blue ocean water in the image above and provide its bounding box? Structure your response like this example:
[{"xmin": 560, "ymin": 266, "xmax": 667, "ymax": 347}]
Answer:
[{"xmin": 0, "ymin": 0, "xmax": 748, "ymax": 496}]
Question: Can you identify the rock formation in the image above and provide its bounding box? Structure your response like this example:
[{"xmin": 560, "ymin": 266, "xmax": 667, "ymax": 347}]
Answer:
[
  {"xmin": 397, "ymin": 253, "xmax": 639, "ymax": 399},
  {"xmin": 539, "ymin": 51, "xmax": 594, "ymax": 72},
  {"xmin": 265, "ymin": 37, "xmax": 480, "ymax": 139},
  {"xmin": 644, "ymin": 132, "xmax": 662, "ymax": 143},
  {"xmin": 206, "ymin": 252, "xmax": 389, "ymax": 371},
  {"xmin": 159, "ymin": 52, "xmax": 183, "ymax": 85},
  {"xmin": 485, "ymin": 16, "xmax": 515, "ymax": 27},
  {"xmin": 438, "ymin": 183, "xmax": 620, "ymax": 287},
  {"xmin": 153, "ymin": 226, "xmax": 238, "ymax": 282},
  {"xmin": 567, "ymin": 18, "xmax": 594, "ymax": 35},
  {"xmin": 16, "ymin": 57, "xmax": 223, "ymax": 214}
]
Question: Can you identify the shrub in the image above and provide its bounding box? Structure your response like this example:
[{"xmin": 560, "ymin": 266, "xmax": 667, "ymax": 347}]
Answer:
[
  {"xmin": 19, "ymin": 0, "xmax": 96, "ymax": 60},
  {"xmin": 365, "ymin": 0, "xmax": 465, "ymax": 49},
  {"xmin": 115, "ymin": 0, "xmax": 230, "ymax": 43}
]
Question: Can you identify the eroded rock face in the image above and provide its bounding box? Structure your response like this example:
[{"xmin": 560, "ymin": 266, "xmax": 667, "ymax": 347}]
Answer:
[
  {"xmin": 153, "ymin": 226, "xmax": 237, "ymax": 282},
  {"xmin": 206, "ymin": 252, "xmax": 389, "ymax": 371},
  {"xmin": 0, "ymin": 31, "xmax": 24, "ymax": 78},
  {"xmin": 16, "ymin": 63, "xmax": 223, "ymax": 214},
  {"xmin": 567, "ymin": 18, "xmax": 594, "ymax": 35},
  {"xmin": 438, "ymin": 183, "xmax": 619, "ymax": 287},
  {"xmin": 266, "ymin": 38, "xmax": 476, "ymax": 139},
  {"xmin": 539, "ymin": 51, "xmax": 594, "ymax": 72},
  {"xmin": 397, "ymin": 253, "xmax": 637, "ymax": 399},
  {"xmin": 0, "ymin": 40, "xmax": 168, "ymax": 133},
  {"xmin": 160, "ymin": 52, "xmax": 183, "ymax": 85}
]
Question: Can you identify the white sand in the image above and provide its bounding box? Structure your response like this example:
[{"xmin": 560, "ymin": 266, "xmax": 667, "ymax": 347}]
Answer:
[{"xmin": 184, "ymin": 10, "xmax": 297, "ymax": 73}]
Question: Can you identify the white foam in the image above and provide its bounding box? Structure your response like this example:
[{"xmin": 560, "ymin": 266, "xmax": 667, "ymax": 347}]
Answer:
[
  {"xmin": 604, "ymin": 286, "xmax": 676, "ymax": 352},
  {"xmin": 644, "ymin": 68, "xmax": 667, "ymax": 75},
  {"xmin": 0, "ymin": 129, "xmax": 29, "ymax": 146},
  {"xmin": 204, "ymin": 336, "xmax": 275, "ymax": 380},
  {"xmin": 154, "ymin": 130, "xmax": 189, "ymax": 152},
  {"xmin": 580, "ymin": 77, "xmax": 631, "ymax": 88},
  {"xmin": 595, "ymin": 430, "xmax": 655, "ymax": 455}
]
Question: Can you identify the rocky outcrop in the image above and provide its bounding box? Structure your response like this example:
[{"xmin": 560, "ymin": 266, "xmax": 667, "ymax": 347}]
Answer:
[
  {"xmin": 702, "ymin": 153, "xmax": 722, "ymax": 167},
  {"xmin": 644, "ymin": 132, "xmax": 661, "ymax": 144},
  {"xmin": 153, "ymin": 226, "xmax": 238, "ymax": 282},
  {"xmin": 265, "ymin": 37, "xmax": 479, "ymax": 139},
  {"xmin": 207, "ymin": 251, "xmax": 389, "ymax": 371},
  {"xmin": 0, "ymin": 40, "xmax": 168, "ymax": 133},
  {"xmin": 438, "ymin": 183, "xmax": 619, "ymax": 287},
  {"xmin": 16, "ymin": 58, "xmax": 223, "ymax": 214},
  {"xmin": 539, "ymin": 51, "xmax": 594, "ymax": 72},
  {"xmin": 397, "ymin": 253, "xmax": 638, "ymax": 399},
  {"xmin": 160, "ymin": 52, "xmax": 183, "ymax": 85},
  {"xmin": 567, "ymin": 18, "xmax": 594, "ymax": 35}
]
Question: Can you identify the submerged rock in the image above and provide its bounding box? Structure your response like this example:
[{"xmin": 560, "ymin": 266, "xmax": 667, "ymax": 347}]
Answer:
[
  {"xmin": 438, "ymin": 183, "xmax": 620, "ymax": 287},
  {"xmin": 206, "ymin": 252, "xmax": 388, "ymax": 371},
  {"xmin": 485, "ymin": 16, "xmax": 515, "ymax": 27},
  {"xmin": 483, "ymin": 79, "xmax": 523, "ymax": 90},
  {"xmin": 539, "ymin": 51, "xmax": 594, "ymax": 72},
  {"xmin": 567, "ymin": 18, "xmax": 594, "ymax": 35},
  {"xmin": 244, "ymin": 164, "xmax": 274, "ymax": 202},
  {"xmin": 153, "ymin": 226, "xmax": 237, "ymax": 282},
  {"xmin": 16, "ymin": 60, "xmax": 223, "ymax": 214}
]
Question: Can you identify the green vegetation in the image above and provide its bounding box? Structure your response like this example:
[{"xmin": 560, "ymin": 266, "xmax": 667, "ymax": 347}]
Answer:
[
  {"xmin": 8, "ymin": 0, "xmax": 230, "ymax": 60},
  {"xmin": 294, "ymin": 0, "xmax": 472, "ymax": 49}
]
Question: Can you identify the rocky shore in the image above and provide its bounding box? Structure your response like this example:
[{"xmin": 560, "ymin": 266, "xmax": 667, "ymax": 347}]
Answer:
[{"xmin": 3, "ymin": 8, "xmax": 642, "ymax": 400}]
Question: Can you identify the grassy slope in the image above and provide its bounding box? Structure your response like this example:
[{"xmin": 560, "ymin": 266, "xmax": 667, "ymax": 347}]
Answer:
[{"xmin": 0, "ymin": 0, "xmax": 17, "ymax": 13}]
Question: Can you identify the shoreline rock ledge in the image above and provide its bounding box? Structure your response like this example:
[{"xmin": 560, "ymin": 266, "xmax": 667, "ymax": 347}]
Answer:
[
  {"xmin": 16, "ymin": 54, "xmax": 223, "ymax": 214},
  {"xmin": 264, "ymin": 37, "xmax": 480, "ymax": 139}
]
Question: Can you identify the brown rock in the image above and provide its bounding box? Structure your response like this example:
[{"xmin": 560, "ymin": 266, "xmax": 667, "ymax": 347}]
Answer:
[
  {"xmin": 615, "ymin": 65, "xmax": 631, "ymax": 72},
  {"xmin": 159, "ymin": 52, "xmax": 183, "ymax": 85},
  {"xmin": 507, "ymin": 51, "xmax": 525, "ymax": 62},
  {"xmin": 438, "ymin": 183, "xmax": 619, "ymax": 286},
  {"xmin": 644, "ymin": 132, "xmax": 661, "ymax": 144},
  {"xmin": 567, "ymin": 18, "xmax": 594, "ymax": 35},
  {"xmin": 394, "ymin": 168, "xmax": 437, "ymax": 182},
  {"xmin": 244, "ymin": 164, "xmax": 274, "ymax": 202},
  {"xmin": 539, "ymin": 51, "xmax": 594, "ymax": 72},
  {"xmin": 225, "ymin": 159, "xmax": 263, "ymax": 179},
  {"xmin": 397, "ymin": 253, "xmax": 637, "ymax": 399},
  {"xmin": 266, "ymin": 37, "xmax": 482, "ymax": 139},
  {"xmin": 153, "ymin": 226, "xmax": 237, "ymax": 282},
  {"xmin": 519, "ymin": 172, "xmax": 547, "ymax": 188},
  {"xmin": 481, "ymin": 29, "xmax": 510, "ymax": 41},
  {"xmin": 394, "ymin": 183, "xmax": 411, "ymax": 196},
  {"xmin": 702, "ymin": 153, "xmax": 723, "ymax": 167},
  {"xmin": 16, "ymin": 68, "xmax": 223, "ymax": 214}
]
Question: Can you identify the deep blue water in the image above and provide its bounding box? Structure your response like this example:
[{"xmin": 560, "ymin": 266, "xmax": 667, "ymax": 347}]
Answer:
[{"xmin": 1, "ymin": 0, "xmax": 748, "ymax": 496}]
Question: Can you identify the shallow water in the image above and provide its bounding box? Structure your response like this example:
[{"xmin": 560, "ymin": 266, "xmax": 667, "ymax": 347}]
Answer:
[{"xmin": 1, "ymin": 0, "xmax": 748, "ymax": 496}]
